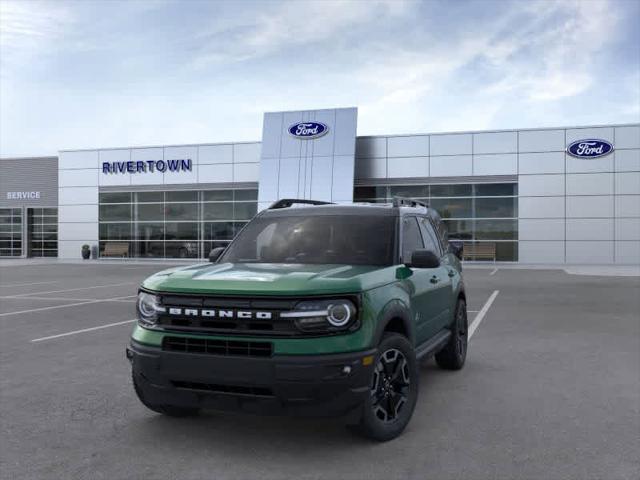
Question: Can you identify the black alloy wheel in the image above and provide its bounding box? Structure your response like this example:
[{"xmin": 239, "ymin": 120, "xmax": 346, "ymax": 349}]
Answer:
[{"xmin": 371, "ymin": 348, "xmax": 410, "ymax": 423}]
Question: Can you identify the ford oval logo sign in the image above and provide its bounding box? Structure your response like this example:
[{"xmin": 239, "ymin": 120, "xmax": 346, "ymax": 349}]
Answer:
[
  {"xmin": 567, "ymin": 139, "xmax": 614, "ymax": 159},
  {"xmin": 288, "ymin": 122, "xmax": 328, "ymax": 139}
]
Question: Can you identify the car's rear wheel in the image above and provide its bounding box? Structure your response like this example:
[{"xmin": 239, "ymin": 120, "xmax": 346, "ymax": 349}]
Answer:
[
  {"xmin": 435, "ymin": 298, "xmax": 468, "ymax": 370},
  {"xmin": 132, "ymin": 373, "xmax": 200, "ymax": 417},
  {"xmin": 351, "ymin": 332, "xmax": 419, "ymax": 442}
]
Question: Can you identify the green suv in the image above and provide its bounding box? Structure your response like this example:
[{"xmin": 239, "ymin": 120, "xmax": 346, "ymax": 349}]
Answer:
[{"xmin": 127, "ymin": 198, "xmax": 468, "ymax": 441}]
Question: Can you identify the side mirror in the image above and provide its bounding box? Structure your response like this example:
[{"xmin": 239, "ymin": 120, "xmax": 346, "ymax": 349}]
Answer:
[
  {"xmin": 449, "ymin": 241, "xmax": 463, "ymax": 261},
  {"xmin": 408, "ymin": 249, "xmax": 440, "ymax": 269},
  {"xmin": 208, "ymin": 247, "xmax": 226, "ymax": 263}
]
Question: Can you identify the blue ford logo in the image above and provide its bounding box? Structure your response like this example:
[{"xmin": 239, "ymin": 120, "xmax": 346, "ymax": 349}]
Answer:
[
  {"xmin": 567, "ymin": 139, "xmax": 613, "ymax": 159},
  {"xmin": 288, "ymin": 122, "xmax": 328, "ymax": 139}
]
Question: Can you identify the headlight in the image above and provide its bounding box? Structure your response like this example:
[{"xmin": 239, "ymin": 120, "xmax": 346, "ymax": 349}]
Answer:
[
  {"xmin": 136, "ymin": 292, "xmax": 165, "ymax": 327},
  {"xmin": 281, "ymin": 299, "xmax": 357, "ymax": 333}
]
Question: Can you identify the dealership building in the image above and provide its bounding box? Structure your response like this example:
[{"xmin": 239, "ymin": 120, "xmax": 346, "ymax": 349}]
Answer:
[{"xmin": 1, "ymin": 107, "xmax": 639, "ymax": 264}]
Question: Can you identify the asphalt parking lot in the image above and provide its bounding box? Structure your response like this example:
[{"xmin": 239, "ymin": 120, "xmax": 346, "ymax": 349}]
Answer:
[{"xmin": 0, "ymin": 261, "xmax": 638, "ymax": 480}]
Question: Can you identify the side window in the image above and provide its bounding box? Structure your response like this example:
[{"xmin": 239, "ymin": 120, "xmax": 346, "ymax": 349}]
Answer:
[
  {"xmin": 419, "ymin": 217, "xmax": 442, "ymax": 256},
  {"xmin": 402, "ymin": 217, "xmax": 424, "ymax": 263},
  {"xmin": 428, "ymin": 212, "xmax": 449, "ymax": 252}
]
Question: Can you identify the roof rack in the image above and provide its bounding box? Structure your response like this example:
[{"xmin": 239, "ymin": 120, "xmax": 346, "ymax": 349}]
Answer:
[
  {"xmin": 392, "ymin": 197, "xmax": 429, "ymax": 209},
  {"xmin": 268, "ymin": 198, "xmax": 334, "ymax": 210}
]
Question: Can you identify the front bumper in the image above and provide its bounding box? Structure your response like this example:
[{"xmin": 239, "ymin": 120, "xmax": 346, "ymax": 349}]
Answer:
[{"xmin": 128, "ymin": 339, "xmax": 376, "ymax": 417}]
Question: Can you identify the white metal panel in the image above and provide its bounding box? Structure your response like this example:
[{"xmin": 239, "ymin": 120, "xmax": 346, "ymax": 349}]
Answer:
[
  {"xmin": 98, "ymin": 149, "xmax": 132, "ymax": 186},
  {"xmin": 260, "ymin": 112, "xmax": 283, "ymax": 159},
  {"xmin": 278, "ymin": 156, "xmax": 302, "ymax": 199},
  {"xmin": 310, "ymin": 110, "xmax": 335, "ymax": 157},
  {"xmin": 333, "ymin": 108, "xmax": 358, "ymax": 157},
  {"xmin": 566, "ymin": 127, "xmax": 614, "ymax": 144},
  {"xmin": 162, "ymin": 146, "xmax": 198, "ymax": 185},
  {"xmin": 473, "ymin": 154, "xmax": 517, "ymax": 175},
  {"xmin": 518, "ymin": 241, "xmax": 565, "ymax": 263},
  {"xmin": 519, "ymin": 197, "xmax": 565, "ymax": 218},
  {"xmin": 615, "ymin": 218, "xmax": 640, "ymax": 240},
  {"xmin": 355, "ymin": 157, "xmax": 386, "ymax": 179},
  {"xmin": 566, "ymin": 173, "xmax": 613, "ymax": 196},
  {"xmin": 430, "ymin": 155, "xmax": 472, "ymax": 176},
  {"xmin": 518, "ymin": 152, "xmax": 565, "ymax": 174},
  {"xmin": 234, "ymin": 143, "xmax": 261, "ymax": 163},
  {"xmin": 280, "ymin": 111, "xmax": 305, "ymax": 158},
  {"xmin": 518, "ymin": 174, "xmax": 565, "ymax": 196},
  {"xmin": 198, "ymin": 144, "xmax": 233, "ymax": 164},
  {"xmin": 60, "ymin": 169, "xmax": 99, "ymax": 187},
  {"xmin": 258, "ymin": 155, "xmax": 279, "ymax": 204},
  {"xmin": 519, "ymin": 219, "xmax": 565, "ymax": 240},
  {"xmin": 331, "ymin": 155, "xmax": 356, "ymax": 202},
  {"xmin": 615, "ymin": 149, "xmax": 640, "ymax": 172},
  {"xmin": 565, "ymin": 241, "xmax": 613, "ymax": 264},
  {"xmin": 566, "ymin": 219, "xmax": 613, "ymax": 241},
  {"xmin": 518, "ymin": 129, "xmax": 565, "ymax": 153},
  {"xmin": 566, "ymin": 196, "xmax": 614, "ymax": 218},
  {"xmin": 566, "ymin": 153, "xmax": 614, "ymax": 174},
  {"xmin": 615, "ymin": 241, "xmax": 640, "ymax": 264},
  {"xmin": 614, "ymin": 126, "xmax": 640, "ymax": 149},
  {"xmin": 58, "ymin": 222, "xmax": 99, "ymax": 241},
  {"xmin": 473, "ymin": 131, "xmax": 517, "ymax": 154},
  {"xmin": 615, "ymin": 195, "xmax": 640, "ymax": 217},
  {"xmin": 615, "ymin": 172, "xmax": 640, "ymax": 195},
  {"xmin": 197, "ymin": 163, "xmax": 233, "ymax": 183},
  {"xmin": 387, "ymin": 156, "xmax": 428, "ymax": 178},
  {"xmin": 430, "ymin": 133, "xmax": 472, "ymax": 156},
  {"xmin": 310, "ymin": 156, "xmax": 333, "ymax": 201},
  {"xmin": 130, "ymin": 147, "xmax": 165, "ymax": 186},
  {"xmin": 234, "ymin": 163, "xmax": 259, "ymax": 182},
  {"xmin": 59, "ymin": 150, "xmax": 99, "ymax": 170},
  {"xmin": 356, "ymin": 137, "xmax": 386, "ymax": 158},
  {"xmin": 387, "ymin": 135, "xmax": 429, "ymax": 157},
  {"xmin": 58, "ymin": 187, "xmax": 97, "ymax": 205},
  {"xmin": 59, "ymin": 204, "xmax": 98, "ymax": 223}
]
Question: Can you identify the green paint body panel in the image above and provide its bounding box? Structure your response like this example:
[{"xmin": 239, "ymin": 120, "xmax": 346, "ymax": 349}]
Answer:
[{"xmin": 134, "ymin": 255, "xmax": 464, "ymax": 355}]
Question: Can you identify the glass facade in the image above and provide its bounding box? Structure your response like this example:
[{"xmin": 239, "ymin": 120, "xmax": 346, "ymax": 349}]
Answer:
[
  {"xmin": 0, "ymin": 208, "xmax": 23, "ymax": 257},
  {"xmin": 98, "ymin": 189, "xmax": 258, "ymax": 259},
  {"xmin": 27, "ymin": 208, "xmax": 58, "ymax": 257},
  {"xmin": 354, "ymin": 182, "xmax": 518, "ymax": 261}
]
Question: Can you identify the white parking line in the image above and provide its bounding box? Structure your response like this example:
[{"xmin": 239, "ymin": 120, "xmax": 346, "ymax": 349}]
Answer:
[
  {"xmin": 31, "ymin": 319, "xmax": 136, "ymax": 343},
  {"xmin": 489, "ymin": 268, "xmax": 498, "ymax": 276},
  {"xmin": 469, "ymin": 290, "xmax": 499, "ymax": 339},
  {"xmin": 8, "ymin": 282, "xmax": 137, "ymax": 298},
  {"xmin": 0, "ymin": 281, "xmax": 57, "ymax": 288},
  {"xmin": 0, "ymin": 295, "xmax": 136, "ymax": 302},
  {"xmin": 0, "ymin": 295, "xmax": 136, "ymax": 317}
]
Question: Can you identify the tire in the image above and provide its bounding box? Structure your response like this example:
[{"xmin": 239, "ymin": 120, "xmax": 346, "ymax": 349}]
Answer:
[
  {"xmin": 132, "ymin": 373, "xmax": 200, "ymax": 417},
  {"xmin": 435, "ymin": 298, "xmax": 468, "ymax": 371},
  {"xmin": 351, "ymin": 333, "xmax": 419, "ymax": 442}
]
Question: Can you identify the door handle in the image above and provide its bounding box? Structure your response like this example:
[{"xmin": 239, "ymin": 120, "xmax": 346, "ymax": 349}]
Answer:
[
  {"xmin": 448, "ymin": 269, "xmax": 456, "ymax": 278},
  {"xmin": 430, "ymin": 276, "xmax": 439, "ymax": 284}
]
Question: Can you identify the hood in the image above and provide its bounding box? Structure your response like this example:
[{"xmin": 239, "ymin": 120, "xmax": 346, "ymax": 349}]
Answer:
[{"xmin": 141, "ymin": 262, "xmax": 397, "ymax": 295}]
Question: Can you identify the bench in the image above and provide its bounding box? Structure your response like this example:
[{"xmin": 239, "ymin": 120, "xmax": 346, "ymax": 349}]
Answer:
[
  {"xmin": 102, "ymin": 242, "xmax": 129, "ymax": 258},
  {"xmin": 462, "ymin": 242, "xmax": 496, "ymax": 262}
]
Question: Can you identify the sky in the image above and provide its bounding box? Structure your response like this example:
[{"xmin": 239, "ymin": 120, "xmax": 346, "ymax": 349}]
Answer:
[{"xmin": 0, "ymin": 0, "xmax": 638, "ymax": 157}]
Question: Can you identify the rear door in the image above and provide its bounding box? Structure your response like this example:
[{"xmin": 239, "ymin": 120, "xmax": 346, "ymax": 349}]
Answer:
[{"xmin": 400, "ymin": 216, "xmax": 442, "ymax": 345}]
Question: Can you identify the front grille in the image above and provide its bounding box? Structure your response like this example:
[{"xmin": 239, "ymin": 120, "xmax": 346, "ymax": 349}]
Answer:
[
  {"xmin": 171, "ymin": 380, "xmax": 274, "ymax": 397},
  {"xmin": 162, "ymin": 336, "xmax": 273, "ymax": 357}
]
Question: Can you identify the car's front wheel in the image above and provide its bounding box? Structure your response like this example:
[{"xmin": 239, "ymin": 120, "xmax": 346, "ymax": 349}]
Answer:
[{"xmin": 351, "ymin": 332, "xmax": 419, "ymax": 442}]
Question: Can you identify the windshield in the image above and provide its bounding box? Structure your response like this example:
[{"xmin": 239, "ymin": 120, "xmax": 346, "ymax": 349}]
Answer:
[{"xmin": 220, "ymin": 214, "xmax": 396, "ymax": 266}]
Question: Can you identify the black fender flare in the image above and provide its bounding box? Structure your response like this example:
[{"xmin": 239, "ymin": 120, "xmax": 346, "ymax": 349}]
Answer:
[{"xmin": 371, "ymin": 299, "xmax": 415, "ymax": 347}]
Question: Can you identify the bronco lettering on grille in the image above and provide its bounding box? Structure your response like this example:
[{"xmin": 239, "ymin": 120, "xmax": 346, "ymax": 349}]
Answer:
[{"xmin": 166, "ymin": 308, "xmax": 273, "ymax": 320}]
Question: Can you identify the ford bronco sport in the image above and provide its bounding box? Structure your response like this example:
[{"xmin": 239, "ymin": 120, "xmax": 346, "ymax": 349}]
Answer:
[{"xmin": 127, "ymin": 198, "xmax": 467, "ymax": 441}]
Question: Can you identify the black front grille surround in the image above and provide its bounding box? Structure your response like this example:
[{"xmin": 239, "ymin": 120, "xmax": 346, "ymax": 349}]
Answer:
[
  {"xmin": 162, "ymin": 336, "xmax": 273, "ymax": 357},
  {"xmin": 171, "ymin": 380, "xmax": 274, "ymax": 397},
  {"xmin": 144, "ymin": 290, "xmax": 361, "ymax": 337}
]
